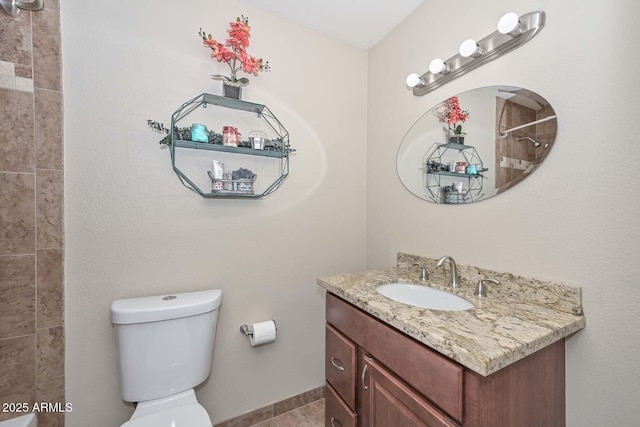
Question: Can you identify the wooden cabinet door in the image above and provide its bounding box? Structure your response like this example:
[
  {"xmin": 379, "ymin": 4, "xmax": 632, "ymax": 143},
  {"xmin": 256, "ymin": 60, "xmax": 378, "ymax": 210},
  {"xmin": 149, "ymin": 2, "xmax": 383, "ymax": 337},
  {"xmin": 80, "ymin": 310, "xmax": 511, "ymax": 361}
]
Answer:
[{"xmin": 362, "ymin": 356, "xmax": 459, "ymax": 427}]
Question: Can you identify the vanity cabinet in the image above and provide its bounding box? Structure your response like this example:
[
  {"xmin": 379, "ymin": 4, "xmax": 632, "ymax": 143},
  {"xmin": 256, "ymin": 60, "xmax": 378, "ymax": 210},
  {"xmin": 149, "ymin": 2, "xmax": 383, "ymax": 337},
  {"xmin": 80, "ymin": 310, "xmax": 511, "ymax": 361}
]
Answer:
[{"xmin": 325, "ymin": 293, "xmax": 566, "ymax": 427}]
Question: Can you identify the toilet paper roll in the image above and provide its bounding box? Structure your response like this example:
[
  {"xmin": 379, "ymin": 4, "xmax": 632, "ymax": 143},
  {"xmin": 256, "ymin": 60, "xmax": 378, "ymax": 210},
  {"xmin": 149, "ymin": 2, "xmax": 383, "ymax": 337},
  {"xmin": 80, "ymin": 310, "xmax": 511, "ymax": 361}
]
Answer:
[{"xmin": 249, "ymin": 320, "xmax": 277, "ymax": 347}]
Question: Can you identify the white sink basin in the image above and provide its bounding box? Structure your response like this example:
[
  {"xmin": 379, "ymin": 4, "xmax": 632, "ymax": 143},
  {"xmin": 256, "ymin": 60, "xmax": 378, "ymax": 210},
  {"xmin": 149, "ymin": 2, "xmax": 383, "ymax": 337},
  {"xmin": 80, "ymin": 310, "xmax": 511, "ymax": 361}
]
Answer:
[{"xmin": 376, "ymin": 283, "xmax": 474, "ymax": 311}]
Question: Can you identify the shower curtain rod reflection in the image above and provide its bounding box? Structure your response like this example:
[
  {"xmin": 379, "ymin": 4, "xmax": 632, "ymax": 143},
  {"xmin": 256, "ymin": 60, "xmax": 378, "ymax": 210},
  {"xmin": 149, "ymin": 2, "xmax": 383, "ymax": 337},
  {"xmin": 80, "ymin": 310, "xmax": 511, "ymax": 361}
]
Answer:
[
  {"xmin": 500, "ymin": 115, "xmax": 556, "ymax": 137},
  {"xmin": 0, "ymin": 0, "xmax": 44, "ymax": 18}
]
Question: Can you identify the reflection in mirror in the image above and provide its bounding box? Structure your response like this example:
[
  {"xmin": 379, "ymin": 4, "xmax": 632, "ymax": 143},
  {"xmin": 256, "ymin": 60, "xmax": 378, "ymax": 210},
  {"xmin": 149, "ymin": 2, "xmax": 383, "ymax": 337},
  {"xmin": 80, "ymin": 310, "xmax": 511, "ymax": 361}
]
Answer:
[{"xmin": 397, "ymin": 86, "xmax": 557, "ymax": 204}]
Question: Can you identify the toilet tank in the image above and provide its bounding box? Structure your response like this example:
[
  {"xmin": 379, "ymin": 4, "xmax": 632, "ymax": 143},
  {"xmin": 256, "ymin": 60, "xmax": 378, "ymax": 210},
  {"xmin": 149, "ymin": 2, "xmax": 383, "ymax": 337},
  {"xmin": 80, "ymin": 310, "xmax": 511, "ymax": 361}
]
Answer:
[{"xmin": 110, "ymin": 289, "xmax": 222, "ymax": 403}]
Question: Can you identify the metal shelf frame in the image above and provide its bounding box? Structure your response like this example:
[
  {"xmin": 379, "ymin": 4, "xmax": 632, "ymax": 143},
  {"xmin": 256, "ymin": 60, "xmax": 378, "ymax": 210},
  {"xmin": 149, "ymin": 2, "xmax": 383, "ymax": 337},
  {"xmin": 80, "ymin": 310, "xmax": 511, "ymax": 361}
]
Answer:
[{"xmin": 169, "ymin": 93, "xmax": 292, "ymax": 199}]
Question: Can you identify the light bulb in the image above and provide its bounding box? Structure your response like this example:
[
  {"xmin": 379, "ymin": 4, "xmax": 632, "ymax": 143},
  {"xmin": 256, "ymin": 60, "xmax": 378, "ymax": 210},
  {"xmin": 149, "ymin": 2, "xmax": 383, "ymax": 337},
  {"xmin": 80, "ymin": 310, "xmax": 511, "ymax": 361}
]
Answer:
[
  {"xmin": 459, "ymin": 39, "xmax": 483, "ymax": 58},
  {"xmin": 429, "ymin": 58, "xmax": 450, "ymax": 74},
  {"xmin": 406, "ymin": 73, "xmax": 424, "ymax": 88},
  {"xmin": 498, "ymin": 12, "xmax": 522, "ymax": 36}
]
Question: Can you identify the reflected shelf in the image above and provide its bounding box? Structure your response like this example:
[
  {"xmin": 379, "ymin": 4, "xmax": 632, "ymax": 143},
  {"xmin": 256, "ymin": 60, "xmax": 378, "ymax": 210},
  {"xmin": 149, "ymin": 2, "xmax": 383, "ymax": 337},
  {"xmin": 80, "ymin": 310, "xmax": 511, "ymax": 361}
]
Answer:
[{"xmin": 427, "ymin": 171, "xmax": 484, "ymax": 179}]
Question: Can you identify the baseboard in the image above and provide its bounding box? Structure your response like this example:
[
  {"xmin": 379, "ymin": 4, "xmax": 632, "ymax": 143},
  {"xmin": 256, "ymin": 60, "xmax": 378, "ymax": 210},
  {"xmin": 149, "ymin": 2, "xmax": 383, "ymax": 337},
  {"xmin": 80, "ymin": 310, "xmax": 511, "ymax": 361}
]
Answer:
[{"xmin": 214, "ymin": 385, "xmax": 325, "ymax": 427}]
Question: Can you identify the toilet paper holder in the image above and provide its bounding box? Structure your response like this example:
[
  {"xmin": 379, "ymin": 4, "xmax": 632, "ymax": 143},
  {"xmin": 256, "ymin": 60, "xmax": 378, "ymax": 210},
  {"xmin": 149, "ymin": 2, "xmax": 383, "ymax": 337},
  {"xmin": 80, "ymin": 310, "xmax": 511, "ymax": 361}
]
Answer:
[
  {"xmin": 239, "ymin": 324, "xmax": 252, "ymax": 336},
  {"xmin": 240, "ymin": 320, "xmax": 277, "ymax": 337}
]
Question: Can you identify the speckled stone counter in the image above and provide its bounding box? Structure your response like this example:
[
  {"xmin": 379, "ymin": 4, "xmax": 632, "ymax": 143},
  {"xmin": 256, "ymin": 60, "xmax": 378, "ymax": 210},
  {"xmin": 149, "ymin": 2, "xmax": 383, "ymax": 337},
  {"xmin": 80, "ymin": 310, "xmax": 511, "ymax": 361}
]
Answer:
[{"xmin": 317, "ymin": 253, "xmax": 586, "ymax": 377}]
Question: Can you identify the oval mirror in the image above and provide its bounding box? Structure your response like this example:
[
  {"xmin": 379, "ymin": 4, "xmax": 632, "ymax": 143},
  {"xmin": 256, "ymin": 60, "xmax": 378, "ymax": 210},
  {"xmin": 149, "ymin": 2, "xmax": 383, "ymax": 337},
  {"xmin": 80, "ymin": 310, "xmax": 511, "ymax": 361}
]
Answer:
[{"xmin": 397, "ymin": 86, "xmax": 557, "ymax": 204}]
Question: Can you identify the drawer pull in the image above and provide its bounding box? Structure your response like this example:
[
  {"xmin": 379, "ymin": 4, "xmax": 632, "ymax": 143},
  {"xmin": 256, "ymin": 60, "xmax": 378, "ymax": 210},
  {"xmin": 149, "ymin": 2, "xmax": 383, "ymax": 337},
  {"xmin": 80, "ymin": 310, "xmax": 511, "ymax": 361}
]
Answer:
[
  {"xmin": 330, "ymin": 357, "xmax": 345, "ymax": 371},
  {"xmin": 330, "ymin": 417, "xmax": 342, "ymax": 427},
  {"xmin": 361, "ymin": 363, "xmax": 369, "ymax": 392}
]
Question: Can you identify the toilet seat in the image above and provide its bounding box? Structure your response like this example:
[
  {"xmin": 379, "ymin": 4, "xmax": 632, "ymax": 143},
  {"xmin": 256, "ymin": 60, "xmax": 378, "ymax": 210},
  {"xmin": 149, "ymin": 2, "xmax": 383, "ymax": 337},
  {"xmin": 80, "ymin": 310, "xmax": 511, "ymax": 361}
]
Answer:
[{"xmin": 120, "ymin": 402, "xmax": 212, "ymax": 427}]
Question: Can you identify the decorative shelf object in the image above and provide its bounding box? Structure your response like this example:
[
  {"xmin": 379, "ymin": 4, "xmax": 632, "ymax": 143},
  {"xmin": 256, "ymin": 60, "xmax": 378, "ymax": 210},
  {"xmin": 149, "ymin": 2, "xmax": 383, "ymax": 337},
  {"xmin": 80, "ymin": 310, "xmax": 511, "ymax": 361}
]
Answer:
[
  {"xmin": 424, "ymin": 142, "xmax": 485, "ymax": 204},
  {"xmin": 174, "ymin": 140, "xmax": 288, "ymax": 158},
  {"xmin": 406, "ymin": 11, "xmax": 545, "ymax": 96},
  {"xmin": 169, "ymin": 93, "xmax": 292, "ymax": 198}
]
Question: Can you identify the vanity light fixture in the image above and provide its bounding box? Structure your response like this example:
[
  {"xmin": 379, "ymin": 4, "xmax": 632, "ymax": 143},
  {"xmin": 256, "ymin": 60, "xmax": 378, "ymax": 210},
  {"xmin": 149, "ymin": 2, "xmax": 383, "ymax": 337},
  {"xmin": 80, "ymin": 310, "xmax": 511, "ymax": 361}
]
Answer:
[
  {"xmin": 459, "ymin": 39, "xmax": 483, "ymax": 58},
  {"xmin": 429, "ymin": 58, "xmax": 450, "ymax": 74},
  {"xmin": 497, "ymin": 12, "xmax": 523, "ymax": 36},
  {"xmin": 407, "ymin": 11, "xmax": 545, "ymax": 96},
  {"xmin": 406, "ymin": 73, "xmax": 425, "ymax": 88}
]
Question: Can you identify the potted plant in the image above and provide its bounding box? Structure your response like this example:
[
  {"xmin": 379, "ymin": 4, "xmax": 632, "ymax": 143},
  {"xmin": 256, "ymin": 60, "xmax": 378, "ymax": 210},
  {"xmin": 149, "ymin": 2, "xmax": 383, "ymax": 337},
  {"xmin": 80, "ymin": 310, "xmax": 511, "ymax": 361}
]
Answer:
[
  {"xmin": 440, "ymin": 96, "xmax": 469, "ymax": 144},
  {"xmin": 199, "ymin": 16, "xmax": 270, "ymax": 99}
]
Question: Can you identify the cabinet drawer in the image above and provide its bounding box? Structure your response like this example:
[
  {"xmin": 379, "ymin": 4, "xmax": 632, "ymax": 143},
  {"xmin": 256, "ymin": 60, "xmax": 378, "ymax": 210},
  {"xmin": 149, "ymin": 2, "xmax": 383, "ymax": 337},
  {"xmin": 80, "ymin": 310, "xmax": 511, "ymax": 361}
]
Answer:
[
  {"xmin": 326, "ymin": 324, "xmax": 357, "ymax": 409},
  {"xmin": 327, "ymin": 293, "xmax": 464, "ymax": 423},
  {"xmin": 325, "ymin": 382, "xmax": 357, "ymax": 427}
]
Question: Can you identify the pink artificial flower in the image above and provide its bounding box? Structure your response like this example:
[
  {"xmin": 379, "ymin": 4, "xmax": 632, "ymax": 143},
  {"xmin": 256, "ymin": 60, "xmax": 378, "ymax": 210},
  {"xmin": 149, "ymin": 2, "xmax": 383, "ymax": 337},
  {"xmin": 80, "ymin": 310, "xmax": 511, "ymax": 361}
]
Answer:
[
  {"xmin": 227, "ymin": 19, "xmax": 251, "ymax": 48},
  {"xmin": 199, "ymin": 16, "xmax": 269, "ymax": 84},
  {"xmin": 242, "ymin": 56, "xmax": 261, "ymax": 76},
  {"xmin": 440, "ymin": 96, "xmax": 469, "ymax": 135}
]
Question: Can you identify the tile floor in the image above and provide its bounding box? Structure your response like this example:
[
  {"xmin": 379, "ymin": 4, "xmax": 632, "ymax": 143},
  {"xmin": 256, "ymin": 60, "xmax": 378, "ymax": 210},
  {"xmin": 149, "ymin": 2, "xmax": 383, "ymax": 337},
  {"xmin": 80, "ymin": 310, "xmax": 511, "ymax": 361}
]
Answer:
[{"xmin": 252, "ymin": 399, "xmax": 325, "ymax": 427}]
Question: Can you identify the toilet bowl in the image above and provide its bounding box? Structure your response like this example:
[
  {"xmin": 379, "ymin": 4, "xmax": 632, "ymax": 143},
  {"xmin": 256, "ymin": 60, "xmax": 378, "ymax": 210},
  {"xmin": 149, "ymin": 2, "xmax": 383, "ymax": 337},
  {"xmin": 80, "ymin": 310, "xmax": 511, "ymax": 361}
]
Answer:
[
  {"xmin": 110, "ymin": 289, "xmax": 222, "ymax": 427},
  {"xmin": 121, "ymin": 390, "xmax": 211, "ymax": 427}
]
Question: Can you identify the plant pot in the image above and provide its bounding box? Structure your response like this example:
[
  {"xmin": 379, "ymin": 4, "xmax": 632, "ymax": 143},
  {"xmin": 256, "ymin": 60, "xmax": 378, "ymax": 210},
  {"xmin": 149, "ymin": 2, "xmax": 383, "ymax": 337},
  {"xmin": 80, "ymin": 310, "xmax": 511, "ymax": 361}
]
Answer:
[
  {"xmin": 223, "ymin": 81, "xmax": 242, "ymax": 99},
  {"xmin": 448, "ymin": 135, "xmax": 465, "ymax": 145}
]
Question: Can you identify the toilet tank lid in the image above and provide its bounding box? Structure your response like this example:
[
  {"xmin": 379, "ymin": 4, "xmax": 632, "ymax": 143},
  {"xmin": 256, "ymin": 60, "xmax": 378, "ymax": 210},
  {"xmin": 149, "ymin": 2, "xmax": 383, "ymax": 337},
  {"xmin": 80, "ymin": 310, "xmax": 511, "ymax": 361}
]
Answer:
[{"xmin": 110, "ymin": 289, "xmax": 222, "ymax": 325}]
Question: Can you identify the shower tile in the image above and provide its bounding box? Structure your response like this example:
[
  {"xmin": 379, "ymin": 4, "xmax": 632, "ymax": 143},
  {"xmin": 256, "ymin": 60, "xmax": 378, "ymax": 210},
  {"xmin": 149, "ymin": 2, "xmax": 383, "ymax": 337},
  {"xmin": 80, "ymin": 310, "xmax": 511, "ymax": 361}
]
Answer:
[
  {"xmin": 15, "ymin": 65, "xmax": 32, "ymax": 79},
  {"xmin": 32, "ymin": 10, "xmax": 61, "ymax": 91},
  {"xmin": 38, "ymin": 411, "xmax": 64, "ymax": 427},
  {"xmin": 0, "ymin": 173, "xmax": 36, "ymax": 255},
  {"xmin": 0, "ymin": 60, "xmax": 15, "ymax": 75},
  {"xmin": 36, "ymin": 327, "xmax": 64, "ymax": 400},
  {"xmin": 15, "ymin": 77, "xmax": 34, "ymax": 92},
  {"xmin": 0, "ymin": 89, "xmax": 35, "ymax": 173},
  {"xmin": 36, "ymin": 326, "xmax": 65, "ymax": 427},
  {"xmin": 273, "ymin": 386, "xmax": 324, "ymax": 416},
  {"xmin": 0, "ymin": 335, "xmax": 36, "ymax": 422},
  {"xmin": 0, "ymin": 11, "xmax": 33, "ymax": 66},
  {"xmin": 0, "ymin": 72, "xmax": 14, "ymax": 90},
  {"xmin": 0, "ymin": 255, "xmax": 36, "ymax": 339},
  {"xmin": 44, "ymin": 0, "xmax": 59, "ymax": 12},
  {"xmin": 536, "ymin": 117, "xmax": 557, "ymax": 135},
  {"xmin": 0, "ymin": 61, "xmax": 15, "ymax": 90},
  {"xmin": 36, "ymin": 169, "xmax": 63, "ymax": 249},
  {"xmin": 35, "ymin": 89, "xmax": 63, "ymax": 170},
  {"xmin": 37, "ymin": 249, "xmax": 63, "ymax": 328}
]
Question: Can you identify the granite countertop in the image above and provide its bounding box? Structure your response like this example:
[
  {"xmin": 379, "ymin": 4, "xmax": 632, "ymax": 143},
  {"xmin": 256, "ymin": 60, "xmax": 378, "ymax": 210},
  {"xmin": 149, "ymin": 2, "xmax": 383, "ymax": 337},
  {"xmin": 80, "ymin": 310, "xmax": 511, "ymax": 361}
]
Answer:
[{"xmin": 317, "ymin": 253, "xmax": 586, "ymax": 377}]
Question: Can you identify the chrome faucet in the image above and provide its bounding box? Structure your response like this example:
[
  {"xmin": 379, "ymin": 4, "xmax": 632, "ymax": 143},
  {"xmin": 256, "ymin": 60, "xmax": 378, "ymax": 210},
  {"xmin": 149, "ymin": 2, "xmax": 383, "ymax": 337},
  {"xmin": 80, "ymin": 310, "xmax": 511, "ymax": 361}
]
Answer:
[
  {"xmin": 436, "ymin": 256, "xmax": 460, "ymax": 288},
  {"xmin": 413, "ymin": 263, "xmax": 429, "ymax": 281},
  {"xmin": 474, "ymin": 278, "xmax": 499, "ymax": 297}
]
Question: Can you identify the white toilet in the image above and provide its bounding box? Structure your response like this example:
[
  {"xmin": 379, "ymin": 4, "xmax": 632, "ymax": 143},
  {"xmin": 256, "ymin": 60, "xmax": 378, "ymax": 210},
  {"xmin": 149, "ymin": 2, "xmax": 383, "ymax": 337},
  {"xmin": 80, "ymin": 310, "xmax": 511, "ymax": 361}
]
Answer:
[{"xmin": 110, "ymin": 289, "xmax": 222, "ymax": 427}]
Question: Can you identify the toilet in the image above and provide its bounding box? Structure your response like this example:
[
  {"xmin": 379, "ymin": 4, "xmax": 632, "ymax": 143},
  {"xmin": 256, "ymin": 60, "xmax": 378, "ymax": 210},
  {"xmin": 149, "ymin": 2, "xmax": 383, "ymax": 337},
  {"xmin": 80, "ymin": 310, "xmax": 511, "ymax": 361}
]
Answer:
[{"xmin": 110, "ymin": 289, "xmax": 222, "ymax": 427}]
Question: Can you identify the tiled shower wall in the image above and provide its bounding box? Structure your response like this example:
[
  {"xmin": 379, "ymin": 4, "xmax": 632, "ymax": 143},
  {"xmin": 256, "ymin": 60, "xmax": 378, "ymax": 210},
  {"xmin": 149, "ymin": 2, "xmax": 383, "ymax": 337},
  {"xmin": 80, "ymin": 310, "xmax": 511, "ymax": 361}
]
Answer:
[
  {"xmin": 494, "ymin": 98, "xmax": 555, "ymax": 193},
  {"xmin": 0, "ymin": 2, "xmax": 64, "ymax": 426}
]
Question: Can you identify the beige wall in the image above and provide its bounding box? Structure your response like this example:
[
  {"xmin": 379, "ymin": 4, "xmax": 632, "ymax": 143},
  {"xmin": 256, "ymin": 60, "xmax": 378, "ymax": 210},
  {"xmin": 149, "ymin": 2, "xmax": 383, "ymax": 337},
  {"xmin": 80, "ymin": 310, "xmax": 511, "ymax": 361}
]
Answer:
[
  {"xmin": 61, "ymin": 0, "xmax": 366, "ymax": 425},
  {"xmin": 0, "ymin": 3, "xmax": 64, "ymax": 426},
  {"xmin": 60, "ymin": 0, "xmax": 640, "ymax": 425},
  {"xmin": 368, "ymin": 0, "xmax": 640, "ymax": 425}
]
